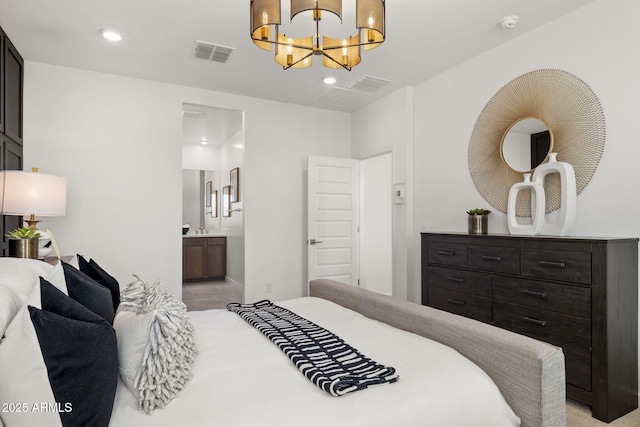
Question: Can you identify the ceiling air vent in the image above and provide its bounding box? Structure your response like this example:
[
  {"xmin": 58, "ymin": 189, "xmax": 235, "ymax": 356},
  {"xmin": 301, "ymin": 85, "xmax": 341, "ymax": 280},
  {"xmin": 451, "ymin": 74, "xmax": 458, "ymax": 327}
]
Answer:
[
  {"xmin": 311, "ymin": 86, "xmax": 371, "ymax": 108},
  {"xmin": 182, "ymin": 110, "xmax": 204, "ymax": 119},
  {"xmin": 347, "ymin": 75, "xmax": 392, "ymax": 94},
  {"xmin": 193, "ymin": 40, "xmax": 235, "ymax": 64}
]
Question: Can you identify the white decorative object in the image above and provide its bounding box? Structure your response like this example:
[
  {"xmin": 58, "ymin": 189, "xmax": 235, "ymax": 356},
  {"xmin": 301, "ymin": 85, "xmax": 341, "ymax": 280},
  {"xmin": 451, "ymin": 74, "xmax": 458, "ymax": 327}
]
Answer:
[
  {"xmin": 507, "ymin": 174, "xmax": 545, "ymax": 236},
  {"xmin": 532, "ymin": 153, "xmax": 577, "ymax": 236}
]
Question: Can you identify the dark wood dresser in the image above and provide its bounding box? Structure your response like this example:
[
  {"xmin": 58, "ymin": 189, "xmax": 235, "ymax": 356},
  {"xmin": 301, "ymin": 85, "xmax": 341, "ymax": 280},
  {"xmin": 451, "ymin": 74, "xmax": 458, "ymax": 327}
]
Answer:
[{"xmin": 421, "ymin": 232, "xmax": 638, "ymax": 423}]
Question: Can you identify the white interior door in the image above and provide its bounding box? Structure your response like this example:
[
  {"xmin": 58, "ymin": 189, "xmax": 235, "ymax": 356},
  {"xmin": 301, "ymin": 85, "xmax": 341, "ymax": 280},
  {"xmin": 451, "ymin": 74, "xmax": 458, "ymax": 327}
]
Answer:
[{"xmin": 307, "ymin": 156, "xmax": 359, "ymax": 286}]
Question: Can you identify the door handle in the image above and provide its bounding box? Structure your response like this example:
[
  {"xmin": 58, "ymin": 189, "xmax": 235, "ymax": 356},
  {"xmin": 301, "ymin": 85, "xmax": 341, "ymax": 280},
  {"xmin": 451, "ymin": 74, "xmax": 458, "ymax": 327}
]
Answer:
[{"xmin": 308, "ymin": 239, "xmax": 324, "ymax": 245}]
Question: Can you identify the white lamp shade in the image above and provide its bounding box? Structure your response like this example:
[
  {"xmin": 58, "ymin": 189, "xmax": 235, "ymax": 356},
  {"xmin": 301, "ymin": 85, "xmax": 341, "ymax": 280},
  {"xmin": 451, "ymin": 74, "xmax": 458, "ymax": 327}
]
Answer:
[{"xmin": 0, "ymin": 170, "xmax": 67, "ymax": 216}]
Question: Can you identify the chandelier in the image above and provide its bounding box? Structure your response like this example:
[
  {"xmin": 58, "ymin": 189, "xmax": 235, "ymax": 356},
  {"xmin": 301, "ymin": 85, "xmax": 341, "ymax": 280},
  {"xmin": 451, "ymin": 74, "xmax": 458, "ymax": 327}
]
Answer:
[{"xmin": 250, "ymin": 0, "xmax": 385, "ymax": 70}]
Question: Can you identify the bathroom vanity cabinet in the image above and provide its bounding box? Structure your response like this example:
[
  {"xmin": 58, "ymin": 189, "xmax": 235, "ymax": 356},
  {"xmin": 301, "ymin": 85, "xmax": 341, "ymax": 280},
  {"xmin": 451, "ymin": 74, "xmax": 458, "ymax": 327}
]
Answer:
[{"xmin": 183, "ymin": 236, "xmax": 226, "ymax": 281}]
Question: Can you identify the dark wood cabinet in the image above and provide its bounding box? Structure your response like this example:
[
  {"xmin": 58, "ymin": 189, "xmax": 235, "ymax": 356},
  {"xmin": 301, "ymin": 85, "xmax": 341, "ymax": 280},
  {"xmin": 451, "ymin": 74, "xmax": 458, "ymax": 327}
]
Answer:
[
  {"xmin": 0, "ymin": 26, "xmax": 24, "ymax": 256},
  {"xmin": 183, "ymin": 236, "xmax": 226, "ymax": 281},
  {"xmin": 3, "ymin": 36, "xmax": 23, "ymax": 145},
  {"xmin": 421, "ymin": 232, "xmax": 639, "ymax": 423},
  {"xmin": 0, "ymin": 27, "xmax": 5, "ymax": 136}
]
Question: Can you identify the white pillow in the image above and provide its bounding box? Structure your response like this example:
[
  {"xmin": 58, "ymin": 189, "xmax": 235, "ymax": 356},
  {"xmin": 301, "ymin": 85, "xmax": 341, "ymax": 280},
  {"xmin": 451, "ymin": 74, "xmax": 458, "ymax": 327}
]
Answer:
[
  {"xmin": 0, "ymin": 258, "xmax": 53, "ymax": 298},
  {"xmin": 0, "ymin": 284, "xmax": 25, "ymax": 338},
  {"xmin": 113, "ymin": 310, "xmax": 154, "ymax": 390},
  {"xmin": 43, "ymin": 261, "xmax": 68, "ymax": 294},
  {"xmin": 114, "ymin": 275, "xmax": 198, "ymax": 413},
  {"xmin": 0, "ymin": 278, "xmax": 118, "ymax": 427}
]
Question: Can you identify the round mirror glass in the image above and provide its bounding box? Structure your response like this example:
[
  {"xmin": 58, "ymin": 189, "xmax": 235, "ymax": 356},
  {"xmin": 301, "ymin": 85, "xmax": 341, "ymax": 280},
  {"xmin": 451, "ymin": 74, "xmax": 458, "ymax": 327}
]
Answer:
[{"xmin": 501, "ymin": 118, "xmax": 553, "ymax": 172}]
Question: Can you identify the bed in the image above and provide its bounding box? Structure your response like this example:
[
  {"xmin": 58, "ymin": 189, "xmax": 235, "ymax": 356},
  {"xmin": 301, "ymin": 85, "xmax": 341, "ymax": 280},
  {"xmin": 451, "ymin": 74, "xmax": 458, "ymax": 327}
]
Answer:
[{"xmin": 0, "ymin": 258, "xmax": 566, "ymax": 427}]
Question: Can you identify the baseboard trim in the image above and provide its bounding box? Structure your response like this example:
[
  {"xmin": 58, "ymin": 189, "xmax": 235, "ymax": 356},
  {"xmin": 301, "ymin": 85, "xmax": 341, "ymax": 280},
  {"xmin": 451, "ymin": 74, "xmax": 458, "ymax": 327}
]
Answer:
[{"xmin": 225, "ymin": 276, "xmax": 243, "ymax": 290}]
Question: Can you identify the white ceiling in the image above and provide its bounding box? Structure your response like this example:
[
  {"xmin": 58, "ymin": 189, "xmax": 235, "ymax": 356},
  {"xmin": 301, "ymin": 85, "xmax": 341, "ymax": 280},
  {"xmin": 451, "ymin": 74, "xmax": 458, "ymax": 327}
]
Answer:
[
  {"xmin": 0, "ymin": 0, "xmax": 598, "ymax": 115},
  {"xmin": 182, "ymin": 103, "xmax": 243, "ymax": 146}
]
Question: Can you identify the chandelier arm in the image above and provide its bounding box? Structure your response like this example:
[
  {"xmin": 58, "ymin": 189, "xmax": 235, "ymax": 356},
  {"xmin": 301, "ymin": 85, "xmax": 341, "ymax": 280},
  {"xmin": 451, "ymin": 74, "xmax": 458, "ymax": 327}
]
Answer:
[
  {"xmin": 322, "ymin": 52, "xmax": 352, "ymax": 71},
  {"xmin": 322, "ymin": 40, "xmax": 379, "ymax": 50},
  {"xmin": 283, "ymin": 52, "xmax": 314, "ymax": 70},
  {"xmin": 251, "ymin": 36, "xmax": 316, "ymax": 52}
]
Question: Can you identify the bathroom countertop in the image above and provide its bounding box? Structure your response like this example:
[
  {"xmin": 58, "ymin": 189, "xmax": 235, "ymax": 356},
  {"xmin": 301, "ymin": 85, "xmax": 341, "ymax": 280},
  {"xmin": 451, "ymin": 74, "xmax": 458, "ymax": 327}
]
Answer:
[{"xmin": 183, "ymin": 232, "xmax": 227, "ymax": 238}]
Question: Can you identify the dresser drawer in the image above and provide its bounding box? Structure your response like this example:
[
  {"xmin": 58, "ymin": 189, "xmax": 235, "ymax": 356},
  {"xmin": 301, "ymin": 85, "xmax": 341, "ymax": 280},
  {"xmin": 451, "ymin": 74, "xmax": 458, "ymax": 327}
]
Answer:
[
  {"xmin": 427, "ymin": 287, "xmax": 491, "ymax": 323},
  {"xmin": 468, "ymin": 244, "xmax": 520, "ymax": 275},
  {"xmin": 563, "ymin": 344, "xmax": 592, "ymax": 391},
  {"xmin": 492, "ymin": 276, "xmax": 591, "ymax": 318},
  {"xmin": 521, "ymin": 248, "xmax": 591, "ymax": 285},
  {"xmin": 427, "ymin": 241, "xmax": 467, "ymax": 268},
  {"xmin": 427, "ymin": 266, "xmax": 490, "ymax": 298},
  {"xmin": 493, "ymin": 301, "xmax": 592, "ymax": 391},
  {"xmin": 493, "ymin": 301, "xmax": 590, "ymax": 350}
]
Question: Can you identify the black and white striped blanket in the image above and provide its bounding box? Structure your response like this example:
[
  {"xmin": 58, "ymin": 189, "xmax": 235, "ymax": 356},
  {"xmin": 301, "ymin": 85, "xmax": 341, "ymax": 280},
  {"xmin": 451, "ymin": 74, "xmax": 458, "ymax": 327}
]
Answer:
[{"xmin": 227, "ymin": 300, "xmax": 399, "ymax": 396}]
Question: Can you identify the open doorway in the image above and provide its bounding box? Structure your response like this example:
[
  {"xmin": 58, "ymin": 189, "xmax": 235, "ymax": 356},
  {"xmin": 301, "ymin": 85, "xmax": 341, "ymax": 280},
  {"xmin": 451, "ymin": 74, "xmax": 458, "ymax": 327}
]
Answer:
[
  {"xmin": 359, "ymin": 153, "xmax": 393, "ymax": 295},
  {"xmin": 181, "ymin": 103, "xmax": 245, "ymax": 310}
]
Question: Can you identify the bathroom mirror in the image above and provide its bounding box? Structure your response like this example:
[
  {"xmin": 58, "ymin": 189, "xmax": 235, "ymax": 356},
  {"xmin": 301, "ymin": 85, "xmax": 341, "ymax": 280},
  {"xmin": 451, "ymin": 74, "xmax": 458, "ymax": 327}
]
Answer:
[
  {"xmin": 182, "ymin": 169, "xmax": 216, "ymax": 232},
  {"xmin": 500, "ymin": 117, "xmax": 553, "ymax": 173}
]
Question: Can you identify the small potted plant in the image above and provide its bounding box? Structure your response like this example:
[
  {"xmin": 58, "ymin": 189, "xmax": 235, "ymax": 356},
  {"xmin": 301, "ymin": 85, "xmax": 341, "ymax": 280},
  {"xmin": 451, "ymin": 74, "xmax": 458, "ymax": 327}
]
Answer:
[
  {"xmin": 5, "ymin": 227, "xmax": 41, "ymax": 258},
  {"xmin": 466, "ymin": 208, "xmax": 491, "ymax": 235}
]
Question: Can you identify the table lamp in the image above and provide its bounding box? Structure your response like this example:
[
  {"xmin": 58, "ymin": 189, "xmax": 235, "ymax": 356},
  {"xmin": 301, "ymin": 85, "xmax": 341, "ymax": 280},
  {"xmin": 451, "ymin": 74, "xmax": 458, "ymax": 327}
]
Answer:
[{"xmin": 0, "ymin": 168, "xmax": 67, "ymax": 258}]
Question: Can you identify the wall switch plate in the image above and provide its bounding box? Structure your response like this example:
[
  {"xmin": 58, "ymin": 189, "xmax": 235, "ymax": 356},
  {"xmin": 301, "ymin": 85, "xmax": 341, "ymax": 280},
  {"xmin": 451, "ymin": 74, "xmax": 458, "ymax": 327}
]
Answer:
[
  {"xmin": 265, "ymin": 282, "xmax": 272, "ymax": 293},
  {"xmin": 393, "ymin": 183, "xmax": 406, "ymax": 205}
]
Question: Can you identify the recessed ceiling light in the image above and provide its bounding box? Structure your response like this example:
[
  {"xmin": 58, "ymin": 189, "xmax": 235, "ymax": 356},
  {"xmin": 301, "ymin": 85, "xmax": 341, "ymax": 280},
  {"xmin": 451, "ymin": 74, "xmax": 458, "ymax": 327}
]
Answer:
[
  {"xmin": 200, "ymin": 140, "xmax": 209, "ymax": 145},
  {"xmin": 323, "ymin": 77, "xmax": 337, "ymax": 85},
  {"xmin": 99, "ymin": 28, "xmax": 122, "ymax": 41}
]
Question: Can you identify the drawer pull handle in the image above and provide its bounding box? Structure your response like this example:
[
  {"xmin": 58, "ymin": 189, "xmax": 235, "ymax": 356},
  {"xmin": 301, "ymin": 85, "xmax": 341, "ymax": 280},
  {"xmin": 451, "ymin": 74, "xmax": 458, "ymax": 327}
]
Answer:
[
  {"xmin": 481, "ymin": 255, "xmax": 502, "ymax": 262},
  {"xmin": 523, "ymin": 316, "xmax": 548, "ymax": 327},
  {"xmin": 447, "ymin": 276, "xmax": 464, "ymax": 283},
  {"xmin": 447, "ymin": 299, "xmax": 465, "ymax": 306},
  {"xmin": 522, "ymin": 289, "xmax": 548, "ymax": 299},
  {"xmin": 539, "ymin": 261, "xmax": 566, "ymax": 268},
  {"xmin": 438, "ymin": 250, "xmax": 455, "ymax": 256}
]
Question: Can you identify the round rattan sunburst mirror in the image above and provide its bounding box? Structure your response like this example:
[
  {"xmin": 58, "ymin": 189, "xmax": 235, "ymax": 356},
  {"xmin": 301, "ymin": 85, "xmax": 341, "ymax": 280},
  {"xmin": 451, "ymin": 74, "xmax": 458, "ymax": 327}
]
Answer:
[{"xmin": 468, "ymin": 69, "xmax": 606, "ymax": 216}]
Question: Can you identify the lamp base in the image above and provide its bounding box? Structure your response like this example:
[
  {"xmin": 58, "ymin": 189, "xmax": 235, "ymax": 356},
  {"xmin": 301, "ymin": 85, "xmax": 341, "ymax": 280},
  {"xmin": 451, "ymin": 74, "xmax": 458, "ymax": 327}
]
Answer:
[
  {"xmin": 24, "ymin": 215, "xmax": 41, "ymax": 230},
  {"xmin": 9, "ymin": 238, "xmax": 39, "ymax": 259}
]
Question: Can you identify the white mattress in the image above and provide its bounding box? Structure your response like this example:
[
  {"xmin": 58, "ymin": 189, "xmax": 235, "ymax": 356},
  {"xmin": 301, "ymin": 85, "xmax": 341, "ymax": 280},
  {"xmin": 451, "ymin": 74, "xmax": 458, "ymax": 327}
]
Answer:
[{"xmin": 109, "ymin": 297, "xmax": 520, "ymax": 426}]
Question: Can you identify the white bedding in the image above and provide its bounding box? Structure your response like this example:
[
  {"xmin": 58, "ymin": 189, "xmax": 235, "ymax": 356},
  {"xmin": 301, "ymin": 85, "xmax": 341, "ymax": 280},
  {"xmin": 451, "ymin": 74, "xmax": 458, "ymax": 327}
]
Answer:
[{"xmin": 109, "ymin": 297, "xmax": 520, "ymax": 427}]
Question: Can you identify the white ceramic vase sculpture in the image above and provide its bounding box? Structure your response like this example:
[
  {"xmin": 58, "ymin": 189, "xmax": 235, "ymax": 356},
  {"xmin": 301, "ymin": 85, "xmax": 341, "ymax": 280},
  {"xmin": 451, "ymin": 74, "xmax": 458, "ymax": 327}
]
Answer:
[
  {"xmin": 531, "ymin": 153, "xmax": 576, "ymax": 236},
  {"xmin": 507, "ymin": 173, "xmax": 545, "ymax": 236}
]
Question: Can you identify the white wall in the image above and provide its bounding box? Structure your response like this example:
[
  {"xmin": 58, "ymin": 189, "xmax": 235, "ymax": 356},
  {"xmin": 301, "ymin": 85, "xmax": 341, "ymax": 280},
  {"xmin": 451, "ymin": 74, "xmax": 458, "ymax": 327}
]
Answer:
[{"xmin": 23, "ymin": 62, "xmax": 350, "ymax": 302}]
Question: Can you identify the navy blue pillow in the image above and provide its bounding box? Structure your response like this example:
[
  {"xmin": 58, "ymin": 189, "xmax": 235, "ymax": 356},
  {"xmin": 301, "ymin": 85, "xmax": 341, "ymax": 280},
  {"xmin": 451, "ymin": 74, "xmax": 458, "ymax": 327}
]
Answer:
[
  {"xmin": 77, "ymin": 255, "xmax": 120, "ymax": 312},
  {"xmin": 62, "ymin": 262, "xmax": 115, "ymax": 324},
  {"xmin": 31, "ymin": 278, "xmax": 118, "ymax": 427}
]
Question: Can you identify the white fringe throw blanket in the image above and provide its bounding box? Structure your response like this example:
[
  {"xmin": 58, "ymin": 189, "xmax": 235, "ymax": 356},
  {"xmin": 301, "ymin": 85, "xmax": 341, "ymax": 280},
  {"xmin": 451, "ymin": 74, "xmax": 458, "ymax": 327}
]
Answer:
[{"xmin": 227, "ymin": 300, "xmax": 398, "ymax": 396}]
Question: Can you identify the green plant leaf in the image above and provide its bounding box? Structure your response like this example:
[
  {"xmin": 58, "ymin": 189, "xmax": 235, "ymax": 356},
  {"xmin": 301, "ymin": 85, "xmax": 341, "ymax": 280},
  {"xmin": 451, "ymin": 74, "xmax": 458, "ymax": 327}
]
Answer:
[{"xmin": 4, "ymin": 227, "xmax": 41, "ymax": 239}]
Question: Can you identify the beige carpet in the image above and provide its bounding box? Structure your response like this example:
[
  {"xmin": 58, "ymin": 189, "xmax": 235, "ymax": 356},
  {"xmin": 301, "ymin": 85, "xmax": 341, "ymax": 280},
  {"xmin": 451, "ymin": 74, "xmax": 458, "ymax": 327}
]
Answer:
[{"xmin": 567, "ymin": 400, "xmax": 640, "ymax": 427}]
